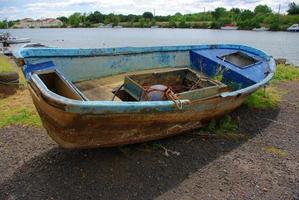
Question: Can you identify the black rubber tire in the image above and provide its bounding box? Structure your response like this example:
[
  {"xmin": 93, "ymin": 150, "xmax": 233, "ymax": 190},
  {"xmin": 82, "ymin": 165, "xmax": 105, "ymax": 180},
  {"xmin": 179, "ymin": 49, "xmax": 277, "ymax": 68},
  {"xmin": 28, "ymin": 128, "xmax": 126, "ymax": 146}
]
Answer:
[{"xmin": 0, "ymin": 72, "xmax": 19, "ymax": 82}]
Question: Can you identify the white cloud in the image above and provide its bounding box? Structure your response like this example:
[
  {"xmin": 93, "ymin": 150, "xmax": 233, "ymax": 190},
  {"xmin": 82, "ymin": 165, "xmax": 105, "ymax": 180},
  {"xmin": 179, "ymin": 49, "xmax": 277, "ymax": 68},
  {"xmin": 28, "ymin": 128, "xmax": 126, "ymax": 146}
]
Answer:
[{"xmin": 0, "ymin": 0, "xmax": 294, "ymax": 20}]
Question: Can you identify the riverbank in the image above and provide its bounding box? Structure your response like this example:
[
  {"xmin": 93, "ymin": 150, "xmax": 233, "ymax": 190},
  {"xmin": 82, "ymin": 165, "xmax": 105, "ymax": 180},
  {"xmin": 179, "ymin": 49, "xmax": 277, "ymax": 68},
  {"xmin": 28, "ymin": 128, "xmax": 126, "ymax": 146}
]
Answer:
[
  {"xmin": 2, "ymin": 4, "xmax": 299, "ymax": 31},
  {"xmin": 3, "ymin": 23, "xmax": 299, "ymax": 32}
]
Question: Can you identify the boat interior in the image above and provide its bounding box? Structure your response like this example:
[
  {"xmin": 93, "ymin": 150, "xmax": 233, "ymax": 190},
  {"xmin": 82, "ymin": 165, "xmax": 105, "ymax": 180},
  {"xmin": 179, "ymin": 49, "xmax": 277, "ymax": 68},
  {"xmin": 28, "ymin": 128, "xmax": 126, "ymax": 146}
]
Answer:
[{"xmin": 32, "ymin": 48, "xmax": 268, "ymax": 102}]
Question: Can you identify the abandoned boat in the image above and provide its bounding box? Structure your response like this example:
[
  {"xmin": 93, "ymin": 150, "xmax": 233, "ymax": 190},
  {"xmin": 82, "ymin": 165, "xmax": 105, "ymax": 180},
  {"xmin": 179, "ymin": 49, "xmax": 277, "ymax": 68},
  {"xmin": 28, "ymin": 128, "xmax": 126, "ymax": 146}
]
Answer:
[{"xmin": 15, "ymin": 44, "xmax": 276, "ymax": 149}]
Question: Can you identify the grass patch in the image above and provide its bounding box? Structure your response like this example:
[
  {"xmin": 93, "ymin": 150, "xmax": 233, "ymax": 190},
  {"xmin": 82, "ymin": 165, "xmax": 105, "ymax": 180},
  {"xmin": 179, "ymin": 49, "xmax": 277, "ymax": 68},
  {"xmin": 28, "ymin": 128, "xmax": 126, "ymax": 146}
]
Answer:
[
  {"xmin": 275, "ymin": 64, "xmax": 299, "ymax": 81},
  {"xmin": 0, "ymin": 56, "xmax": 40, "ymax": 128},
  {"xmin": 0, "ymin": 55, "xmax": 14, "ymax": 72},
  {"xmin": 205, "ymin": 115, "xmax": 238, "ymax": 133},
  {"xmin": 202, "ymin": 115, "xmax": 243, "ymax": 141},
  {"xmin": 245, "ymin": 86, "xmax": 282, "ymax": 109},
  {"xmin": 0, "ymin": 88, "xmax": 41, "ymax": 128},
  {"xmin": 245, "ymin": 64, "xmax": 299, "ymax": 109},
  {"xmin": 264, "ymin": 146, "xmax": 288, "ymax": 157}
]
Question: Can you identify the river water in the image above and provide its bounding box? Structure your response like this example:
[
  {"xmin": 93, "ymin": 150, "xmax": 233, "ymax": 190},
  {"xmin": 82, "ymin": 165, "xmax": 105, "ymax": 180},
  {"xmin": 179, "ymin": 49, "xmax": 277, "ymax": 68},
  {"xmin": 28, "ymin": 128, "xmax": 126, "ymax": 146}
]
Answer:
[{"xmin": 3, "ymin": 28, "xmax": 299, "ymax": 66}]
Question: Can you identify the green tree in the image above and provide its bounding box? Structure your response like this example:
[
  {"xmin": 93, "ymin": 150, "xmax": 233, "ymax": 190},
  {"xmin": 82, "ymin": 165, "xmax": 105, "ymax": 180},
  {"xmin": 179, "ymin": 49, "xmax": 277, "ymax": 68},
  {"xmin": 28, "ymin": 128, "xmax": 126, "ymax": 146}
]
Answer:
[
  {"xmin": 68, "ymin": 12, "xmax": 81, "ymax": 27},
  {"xmin": 142, "ymin": 12, "xmax": 154, "ymax": 20},
  {"xmin": 127, "ymin": 14, "xmax": 136, "ymax": 22},
  {"xmin": 239, "ymin": 9, "xmax": 254, "ymax": 21},
  {"xmin": 57, "ymin": 16, "xmax": 68, "ymax": 24},
  {"xmin": 104, "ymin": 13, "xmax": 118, "ymax": 25},
  {"xmin": 287, "ymin": 2, "xmax": 299, "ymax": 15},
  {"xmin": 237, "ymin": 19, "xmax": 259, "ymax": 30},
  {"xmin": 230, "ymin": 8, "xmax": 241, "ymax": 22},
  {"xmin": 210, "ymin": 21, "xmax": 223, "ymax": 29},
  {"xmin": 168, "ymin": 17, "xmax": 176, "ymax": 28},
  {"xmin": 7, "ymin": 20, "xmax": 15, "ymax": 28},
  {"xmin": 178, "ymin": 17, "xmax": 188, "ymax": 28},
  {"xmin": 0, "ymin": 20, "xmax": 14, "ymax": 28},
  {"xmin": 138, "ymin": 18, "xmax": 145, "ymax": 27},
  {"xmin": 230, "ymin": 8, "xmax": 241, "ymax": 15},
  {"xmin": 212, "ymin": 7, "xmax": 226, "ymax": 20},
  {"xmin": 112, "ymin": 15, "xmax": 120, "ymax": 26},
  {"xmin": 0, "ymin": 21, "xmax": 6, "ymax": 29},
  {"xmin": 87, "ymin": 11, "xmax": 104, "ymax": 23},
  {"xmin": 265, "ymin": 14, "xmax": 281, "ymax": 31},
  {"xmin": 151, "ymin": 18, "xmax": 156, "ymax": 26},
  {"xmin": 254, "ymin": 5, "xmax": 272, "ymax": 14}
]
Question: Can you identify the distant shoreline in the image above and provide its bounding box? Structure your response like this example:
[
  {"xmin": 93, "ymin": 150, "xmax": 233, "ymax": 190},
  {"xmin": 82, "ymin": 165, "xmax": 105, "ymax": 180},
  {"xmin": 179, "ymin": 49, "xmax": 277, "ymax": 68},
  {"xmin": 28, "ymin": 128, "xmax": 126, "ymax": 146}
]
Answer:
[
  {"xmin": 0, "ymin": 26, "xmax": 298, "ymax": 33},
  {"xmin": 1, "ymin": 26, "xmax": 296, "ymax": 32}
]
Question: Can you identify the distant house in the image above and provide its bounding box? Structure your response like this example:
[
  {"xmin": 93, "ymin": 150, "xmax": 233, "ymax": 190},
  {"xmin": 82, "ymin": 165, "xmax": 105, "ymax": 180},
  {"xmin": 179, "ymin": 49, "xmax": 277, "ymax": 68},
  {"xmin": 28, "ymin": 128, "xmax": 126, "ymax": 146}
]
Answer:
[
  {"xmin": 15, "ymin": 18, "xmax": 63, "ymax": 28},
  {"xmin": 42, "ymin": 18, "xmax": 63, "ymax": 27},
  {"xmin": 15, "ymin": 18, "xmax": 35, "ymax": 28}
]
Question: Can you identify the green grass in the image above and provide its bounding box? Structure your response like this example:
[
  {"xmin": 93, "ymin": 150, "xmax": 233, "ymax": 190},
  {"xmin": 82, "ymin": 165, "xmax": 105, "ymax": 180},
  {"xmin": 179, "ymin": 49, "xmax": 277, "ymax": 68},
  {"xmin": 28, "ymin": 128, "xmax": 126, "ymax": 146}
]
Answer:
[
  {"xmin": 0, "ymin": 108, "xmax": 41, "ymax": 127},
  {"xmin": 0, "ymin": 56, "xmax": 40, "ymax": 128},
  {"xmin": 245, "ymin": 86, "xmax": 282, "ymax": 109},
  {"xmin": 274, "ymin": 64, "xmax": 299, "ymax": 81},
  {"xmin": 245, "ymin": 64, "xmax": 299, "ymax": 109},
  {"xmin": 0, "ymin": 55, "xmax": 14, "ymax": 72},
  {"xmin": 0, "ymin": 89, "xmax": 42, "ymax": 128},
  {"xmin": 264, "ymin": 146, "xmax": 288, "ymax": 157}
]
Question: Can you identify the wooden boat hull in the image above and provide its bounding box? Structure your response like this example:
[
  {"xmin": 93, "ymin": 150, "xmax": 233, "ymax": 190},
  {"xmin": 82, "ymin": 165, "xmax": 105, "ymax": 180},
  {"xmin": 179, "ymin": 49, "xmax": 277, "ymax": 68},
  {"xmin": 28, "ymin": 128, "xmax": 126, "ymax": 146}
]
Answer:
[
  {"xmin": 29, "ymin": 85, "xmax": 248, "ymax": 149},
  {"xmin": 15, "ymin": 44, "xmax": 276, "ymax": 149}
]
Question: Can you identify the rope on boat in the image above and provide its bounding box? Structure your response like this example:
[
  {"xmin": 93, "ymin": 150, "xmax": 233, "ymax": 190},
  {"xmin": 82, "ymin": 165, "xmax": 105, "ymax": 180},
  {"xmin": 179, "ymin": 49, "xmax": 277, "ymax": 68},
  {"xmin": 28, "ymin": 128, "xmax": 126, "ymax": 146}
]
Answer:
[
  {"xmin": 112, "ymin": 84, "xmax": 183, "ymax": 110},
  {"xmin": 142, "ymin": 86, "xmax": 183, "ymax": 110}
]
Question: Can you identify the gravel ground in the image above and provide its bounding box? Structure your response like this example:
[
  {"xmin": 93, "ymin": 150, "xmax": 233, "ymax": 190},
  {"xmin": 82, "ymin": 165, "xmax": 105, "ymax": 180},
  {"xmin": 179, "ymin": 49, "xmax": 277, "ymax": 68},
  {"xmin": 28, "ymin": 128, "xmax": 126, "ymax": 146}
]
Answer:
[{"xmin": 0, "ymin": 81, "xmax": 298, "ymax": 200}]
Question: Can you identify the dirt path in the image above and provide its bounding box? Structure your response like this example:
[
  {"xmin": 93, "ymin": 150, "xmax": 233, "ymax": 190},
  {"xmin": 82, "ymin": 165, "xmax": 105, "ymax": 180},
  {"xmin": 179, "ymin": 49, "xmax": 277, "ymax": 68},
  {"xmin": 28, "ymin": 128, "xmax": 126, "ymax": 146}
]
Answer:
[{"xmin": 0, "ymin": 82, "xmax": 298, "ymax": 200}]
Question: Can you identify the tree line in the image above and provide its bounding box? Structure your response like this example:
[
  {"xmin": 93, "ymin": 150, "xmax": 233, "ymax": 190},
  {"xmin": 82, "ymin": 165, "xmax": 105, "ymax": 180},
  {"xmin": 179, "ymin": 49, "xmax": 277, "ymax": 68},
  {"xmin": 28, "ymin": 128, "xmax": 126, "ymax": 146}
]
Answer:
[{"xmin": 1, "ymin": 2, "xmax": 299, "ymax": 30}]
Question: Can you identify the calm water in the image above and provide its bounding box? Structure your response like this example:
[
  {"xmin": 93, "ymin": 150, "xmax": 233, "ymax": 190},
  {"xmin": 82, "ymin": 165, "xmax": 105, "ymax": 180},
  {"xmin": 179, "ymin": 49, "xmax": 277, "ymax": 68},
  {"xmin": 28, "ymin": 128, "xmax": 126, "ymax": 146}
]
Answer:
[{"xmin": 3, "ymin": 28, "xmax": 299, "ymax": 66}]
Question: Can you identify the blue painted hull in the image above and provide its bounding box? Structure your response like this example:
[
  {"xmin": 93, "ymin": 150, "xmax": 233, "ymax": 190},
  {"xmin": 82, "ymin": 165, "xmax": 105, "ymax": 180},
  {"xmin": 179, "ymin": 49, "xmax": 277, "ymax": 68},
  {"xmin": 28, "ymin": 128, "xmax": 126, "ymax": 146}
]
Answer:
[{"xmin": 15, "ymin": 44, "xmax": 276, "ymax": 148}]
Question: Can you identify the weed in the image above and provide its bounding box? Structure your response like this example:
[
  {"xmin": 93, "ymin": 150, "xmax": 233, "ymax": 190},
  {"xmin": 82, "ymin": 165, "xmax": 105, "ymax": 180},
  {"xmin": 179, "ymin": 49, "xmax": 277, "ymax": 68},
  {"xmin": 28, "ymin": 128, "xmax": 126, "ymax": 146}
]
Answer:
[
  {"xmin": 202, "ymin": 115, "xmax": 242, "ymax": 141},
  {"xmin": 264, "ymin": 146, "xmax": 288, "ymax": 157},
  {"xmin": 205, "ymin": 115, "xmax": 238, "ymax": 133}
]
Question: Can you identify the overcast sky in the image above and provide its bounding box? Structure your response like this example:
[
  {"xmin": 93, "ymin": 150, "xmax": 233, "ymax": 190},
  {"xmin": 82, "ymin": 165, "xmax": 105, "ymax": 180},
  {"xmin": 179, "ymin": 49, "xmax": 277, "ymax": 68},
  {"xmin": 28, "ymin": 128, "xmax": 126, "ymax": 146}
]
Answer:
[{"xmin": 0, "ymin": 0, "xmax": 296, "ymax": 20}]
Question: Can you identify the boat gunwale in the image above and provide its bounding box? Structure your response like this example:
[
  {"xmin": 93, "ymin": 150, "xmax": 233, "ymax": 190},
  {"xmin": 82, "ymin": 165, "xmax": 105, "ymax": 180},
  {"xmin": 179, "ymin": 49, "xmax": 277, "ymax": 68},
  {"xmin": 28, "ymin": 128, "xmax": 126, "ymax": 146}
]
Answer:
[{"xmin": 16, "ymin": 44, "xmax": 271, "ymax": 60}]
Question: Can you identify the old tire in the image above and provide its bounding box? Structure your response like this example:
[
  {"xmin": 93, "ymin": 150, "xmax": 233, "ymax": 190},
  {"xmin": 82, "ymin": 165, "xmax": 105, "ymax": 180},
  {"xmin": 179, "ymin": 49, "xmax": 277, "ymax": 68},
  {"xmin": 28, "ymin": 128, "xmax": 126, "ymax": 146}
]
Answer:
[{"xmin": 0, "ymin": 72, "xmax": 19, "ymax": 83}]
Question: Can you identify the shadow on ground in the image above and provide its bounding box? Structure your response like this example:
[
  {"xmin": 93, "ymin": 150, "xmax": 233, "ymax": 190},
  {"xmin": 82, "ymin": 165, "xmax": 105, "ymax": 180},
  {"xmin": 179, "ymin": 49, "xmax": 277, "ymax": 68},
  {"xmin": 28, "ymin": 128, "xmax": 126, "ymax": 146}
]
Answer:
[{"xmin": 0, "ymin": 106, "xmax": 279, "ymax": 200}]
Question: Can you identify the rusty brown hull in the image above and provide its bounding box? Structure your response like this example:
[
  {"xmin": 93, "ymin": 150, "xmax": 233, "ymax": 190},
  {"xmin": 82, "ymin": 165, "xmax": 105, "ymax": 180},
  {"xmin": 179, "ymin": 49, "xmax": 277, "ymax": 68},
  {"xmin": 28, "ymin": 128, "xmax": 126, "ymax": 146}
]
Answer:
[{"xmin": 29, "ymin": 86, "xmax": 249, "ymax": 149}]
